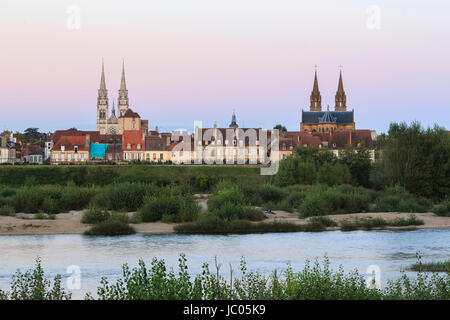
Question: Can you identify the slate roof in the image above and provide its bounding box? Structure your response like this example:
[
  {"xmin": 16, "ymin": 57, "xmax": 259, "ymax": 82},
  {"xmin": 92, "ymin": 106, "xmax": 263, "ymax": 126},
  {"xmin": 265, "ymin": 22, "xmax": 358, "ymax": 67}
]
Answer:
[{"xmin": 302, "ymin": 111, "xmax": 353, "ymax": 124}]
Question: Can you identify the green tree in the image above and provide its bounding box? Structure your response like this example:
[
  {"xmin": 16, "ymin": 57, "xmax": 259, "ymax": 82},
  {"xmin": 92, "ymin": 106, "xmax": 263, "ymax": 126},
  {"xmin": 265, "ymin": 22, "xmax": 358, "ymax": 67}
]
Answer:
[
  {"xmin": 378, "ymin": 121, "xmax": 450, "ymax": 199},
  {"xmin": 273, "ymin": 124, "xmax": 287, "ymax": 132},
  {"xmin": 339, "ymin": 143, "xmax": 372, "ymax": 187}
]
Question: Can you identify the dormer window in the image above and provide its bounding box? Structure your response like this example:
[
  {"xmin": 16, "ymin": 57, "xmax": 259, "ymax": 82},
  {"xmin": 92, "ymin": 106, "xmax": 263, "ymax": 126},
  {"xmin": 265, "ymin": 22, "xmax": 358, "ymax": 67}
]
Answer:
[
  {"xmin": 61, "ymin": 145, "xmax": 65, "ymax": 152},
  {"xmin": 127, "ymin": 143, "xmax": 131, "ymax": 150},
  {"xmin": 137, "ymin": 144, "xmax": 141, "ymax": 150},
  {"xmin": 74, "ymin": 145, "xmax": 78, "ymax": 153}
]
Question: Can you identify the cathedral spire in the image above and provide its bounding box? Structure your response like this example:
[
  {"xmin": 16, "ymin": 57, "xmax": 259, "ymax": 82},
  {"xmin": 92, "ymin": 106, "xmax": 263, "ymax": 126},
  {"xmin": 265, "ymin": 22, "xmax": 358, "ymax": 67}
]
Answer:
[
  {"xmin": 118, "ymin": 59, "xmax": 129, "ymax": 117},
  {"xmin": 335, "ymin": 69, "xmax": 347, "ymax": 111},
  {"xmin": 310, "ymin": 69, "xmax": 322, "ymax": 111},
  {"xmin": 97, "ymin": 60, "xmax": 109, "ymax": 134},
  {"xmin": 120, "ymin": 59, "xmax": 127, "ymax": 91}
]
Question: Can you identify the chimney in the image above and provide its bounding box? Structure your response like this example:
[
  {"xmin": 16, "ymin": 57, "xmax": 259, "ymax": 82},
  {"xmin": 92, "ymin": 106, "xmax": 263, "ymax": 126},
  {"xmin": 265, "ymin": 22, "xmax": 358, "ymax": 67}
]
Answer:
[{"xmin": 155, "ymin": 126, "xmax": 159, "ymax": 133}]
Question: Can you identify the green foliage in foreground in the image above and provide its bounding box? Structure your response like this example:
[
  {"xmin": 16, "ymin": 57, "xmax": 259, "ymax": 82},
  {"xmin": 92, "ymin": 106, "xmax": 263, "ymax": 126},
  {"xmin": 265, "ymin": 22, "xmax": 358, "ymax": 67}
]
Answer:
[
  {"xmin": 0, "ymin": 258, "xmax": 71, "ymax": 300},
  {"xmin": 1, "ymin": 255, "xmax": 448, "ymax": 300}
]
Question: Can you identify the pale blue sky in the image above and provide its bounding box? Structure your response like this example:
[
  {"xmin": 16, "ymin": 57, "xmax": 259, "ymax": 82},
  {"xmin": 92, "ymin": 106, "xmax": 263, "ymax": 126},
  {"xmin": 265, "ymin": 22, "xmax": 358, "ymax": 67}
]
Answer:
[{"xmin": 0, "ymin": 0, "xmax": 449, "ymax": 133}]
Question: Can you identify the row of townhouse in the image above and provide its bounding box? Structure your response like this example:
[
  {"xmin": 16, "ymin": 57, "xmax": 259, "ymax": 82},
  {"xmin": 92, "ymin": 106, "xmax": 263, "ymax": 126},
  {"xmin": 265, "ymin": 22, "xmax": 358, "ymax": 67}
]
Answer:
[{"xmin": 47, "ymin": 125, "xmax": 376, "ymax": 165}]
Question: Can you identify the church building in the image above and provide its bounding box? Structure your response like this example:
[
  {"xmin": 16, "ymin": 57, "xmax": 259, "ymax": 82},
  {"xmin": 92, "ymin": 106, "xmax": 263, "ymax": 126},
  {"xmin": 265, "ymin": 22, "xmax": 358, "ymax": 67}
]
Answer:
[
  {"xmin": 96, "ymin": 61, "xmax": 148, "ymax": 135},
  {"xmin": 300, "ymin": 70, "xmax": 355, "ymax": 133}
]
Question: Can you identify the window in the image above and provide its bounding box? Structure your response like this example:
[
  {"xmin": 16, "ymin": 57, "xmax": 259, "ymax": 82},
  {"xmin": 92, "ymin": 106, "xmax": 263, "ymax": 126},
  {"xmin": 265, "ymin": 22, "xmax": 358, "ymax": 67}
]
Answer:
[
  {"xmin": 160, "ymin": 154, "xmax": 163, "ymax": 160},
  {"xmin": 172, "ymin": 152, "xmax": 176, "ymax": 157},
  {"xmin": 127, "ymin": 143, "xmax": 131, "ymax": 150},
  {"xmin": 153, "ymin": 153, "xmax": 156, "ymax": 160},
  {"xmin": 74, "ymin": 145, "xmax": 78, "ymax": 153}
]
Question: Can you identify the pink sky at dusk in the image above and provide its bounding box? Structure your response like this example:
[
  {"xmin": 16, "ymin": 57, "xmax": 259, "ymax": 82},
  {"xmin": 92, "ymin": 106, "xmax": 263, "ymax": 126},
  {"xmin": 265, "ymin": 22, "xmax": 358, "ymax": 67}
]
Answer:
[{"xmin": 0, "ymin": 0, "xmax": 449, "ymax": 133}]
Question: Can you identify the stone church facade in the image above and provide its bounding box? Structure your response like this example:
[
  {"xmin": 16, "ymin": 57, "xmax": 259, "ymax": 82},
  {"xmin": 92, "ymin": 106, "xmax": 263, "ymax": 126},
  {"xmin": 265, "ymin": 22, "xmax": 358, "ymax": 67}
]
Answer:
[
  {"xmin": 96, "ymin": 61, "xmax": 147, "ymax": 135},
  {"xmin": 301, "ymin": 70, "xmax": 356, "ymax": 133}
]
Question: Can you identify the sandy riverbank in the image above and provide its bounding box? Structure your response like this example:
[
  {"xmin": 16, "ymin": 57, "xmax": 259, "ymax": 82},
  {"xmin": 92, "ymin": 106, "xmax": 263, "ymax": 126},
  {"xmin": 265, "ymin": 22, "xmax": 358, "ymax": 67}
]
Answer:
[{"xmin": 0, "ymin": 210, "xmax": 449, "ymax": 235}]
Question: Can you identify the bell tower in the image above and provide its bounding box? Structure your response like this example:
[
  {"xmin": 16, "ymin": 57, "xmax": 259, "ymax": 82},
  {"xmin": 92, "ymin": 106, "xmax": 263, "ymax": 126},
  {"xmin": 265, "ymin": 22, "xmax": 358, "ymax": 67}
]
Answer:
[
  {"xmin": 310, "ymin": 69, "xmax": 322, "ymax": 111},
  {"xmin": 96, "ymin": 60, "xmax": 109, "ymax": 134},
  {"xmin": 335, "ymin": 69, "xmax": 347, "ymax": 111},
  {"xmin": 118, "ymin": 60, "xmax": 129, "ymax": 117}
]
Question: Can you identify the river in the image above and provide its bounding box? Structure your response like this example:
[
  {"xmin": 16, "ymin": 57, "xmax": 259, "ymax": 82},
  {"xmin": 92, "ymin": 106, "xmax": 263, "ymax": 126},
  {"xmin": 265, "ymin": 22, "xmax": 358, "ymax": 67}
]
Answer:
[{"xmin": 0, "ymin": 228, "xmax": 449, "ymax": 299}]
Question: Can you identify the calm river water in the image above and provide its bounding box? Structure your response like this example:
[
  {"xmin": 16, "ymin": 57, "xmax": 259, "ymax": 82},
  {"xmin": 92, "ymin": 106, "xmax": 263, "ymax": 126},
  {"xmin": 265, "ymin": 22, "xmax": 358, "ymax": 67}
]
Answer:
[{"xmin": 0, "ymin": 228, "xmax": 449, "ymax": 299}]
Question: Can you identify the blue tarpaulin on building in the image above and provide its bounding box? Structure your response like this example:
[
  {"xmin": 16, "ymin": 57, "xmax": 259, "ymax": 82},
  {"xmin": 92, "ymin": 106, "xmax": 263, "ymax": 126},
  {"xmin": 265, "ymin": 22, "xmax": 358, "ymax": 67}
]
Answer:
[{"xmin": 89, "ymin": 144, "xmax": 108, "ymax": 159}]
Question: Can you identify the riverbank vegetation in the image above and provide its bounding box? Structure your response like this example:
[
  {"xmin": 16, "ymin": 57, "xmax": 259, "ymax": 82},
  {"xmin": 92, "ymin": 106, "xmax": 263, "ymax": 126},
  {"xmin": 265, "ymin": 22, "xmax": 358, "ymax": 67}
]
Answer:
[
  {"xmin": 0, "ymin": 255, "xmax": 448, "ymax": 300},
  {"xmin": 0, "ymin": 122, "xmax": 448, "ymax": 235},
  {"xmin": 410, "ymin": 260, "xmax": 450, "ymax": 272}
]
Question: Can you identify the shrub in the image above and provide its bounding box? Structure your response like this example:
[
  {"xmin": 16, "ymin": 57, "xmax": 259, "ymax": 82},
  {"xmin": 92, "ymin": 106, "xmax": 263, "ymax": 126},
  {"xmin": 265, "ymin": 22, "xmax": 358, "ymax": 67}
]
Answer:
[
  {"xmin": 299, "ymin": 185, "xmax": 370, "ymax": 218},
  {"xmin": 59, "ymin": 187, "xmax": 96, "ymax": 212},
  {"xmin": 391, "ymin": 214, "xmax": 424, "ymax": 226},
  {"xmin": 309, "ymin": 216, "xmax": 337, "ymax": 227},
  {"xmin": 431, "ymin": 201, "xmax": 450, "ymax": 217},
  {"xmin": 34, "ymin": 211, "xmax": 46, "ymax": 220},
  {"xmin": 84, "ymin": 220, "xmax": 136, "ymax": 236},
  {"xmin": 138, "ymin": 194, "xmax": 199, "ymax": 223},
  {"xmin": 7, "ymin": 258, "xmax": 71, "ymax": 300},
  {"xmin": 374, "ymin": 186, "xmax": 431, "ymax": 213},
  {"xmin": 81, "ymin": 207, "xmax": 111, "ymax": 224},
  {"xmin": 0, "ymin": 205, "xmax": 15, "ymax": 216},
  {"xmin": 207, "ymin": 185, "xmax": 247, "ymax": 210},
  {"xmin": 90, "ymin": 183, "xmax": 152, "ymax": 211}
]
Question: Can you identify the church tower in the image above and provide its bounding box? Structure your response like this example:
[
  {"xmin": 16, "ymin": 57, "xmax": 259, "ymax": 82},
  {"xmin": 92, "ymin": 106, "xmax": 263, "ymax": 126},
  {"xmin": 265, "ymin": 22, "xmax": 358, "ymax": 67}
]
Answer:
[
  {"xmin": 335, "ymin": 70, "xmax": 347, "ymax": 111},
  {"xmin": 310, "ymin": 70, "xmax": 322, "ymax": 111},
  {"xmin": 118, "ymin": 60, "xmax": 129, "ymax": 117},
  {"xmin": 96, "ymin": 61, "xmax": 109, "ymax": 134}
]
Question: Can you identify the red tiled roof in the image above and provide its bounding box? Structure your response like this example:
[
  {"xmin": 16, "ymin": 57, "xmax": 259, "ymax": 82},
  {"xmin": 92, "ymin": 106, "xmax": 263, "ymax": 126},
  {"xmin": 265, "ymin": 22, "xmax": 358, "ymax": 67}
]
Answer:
[
  {"xmin": 123, "ymin": 130, "xmax": 145, "ymax": 151},
  {"xmin": 53, "ymin": 135, "xmax": 89, "ymax": 151},
  {"xmin": 120, "ymin": 109, "xmax": 140, "ymax": 118},
  {"xmin": 52, "ymin": 130, "xmax": 105, "ymax": 145}
]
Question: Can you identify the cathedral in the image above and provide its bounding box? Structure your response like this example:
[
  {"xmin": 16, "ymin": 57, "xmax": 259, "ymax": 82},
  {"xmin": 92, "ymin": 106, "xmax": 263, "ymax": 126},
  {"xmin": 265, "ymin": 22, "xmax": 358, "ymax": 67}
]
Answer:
[
  {"xmin": 300, "ymin": 70, "xmax": 355, "ymax": 133},
  {"xmin": 96, "ymin": 61, "xmax": 148, "ymax": 135}
]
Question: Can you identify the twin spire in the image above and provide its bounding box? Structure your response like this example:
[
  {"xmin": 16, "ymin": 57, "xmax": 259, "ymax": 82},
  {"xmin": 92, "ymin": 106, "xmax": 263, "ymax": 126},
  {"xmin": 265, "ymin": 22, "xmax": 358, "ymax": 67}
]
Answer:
[
  {"xmin": 97, "ymin": 59, "xmax": 129, "ymax": 118},
  {"xmin": 309, "ymin": 68, "xmax": 347, "ymax": 112}
]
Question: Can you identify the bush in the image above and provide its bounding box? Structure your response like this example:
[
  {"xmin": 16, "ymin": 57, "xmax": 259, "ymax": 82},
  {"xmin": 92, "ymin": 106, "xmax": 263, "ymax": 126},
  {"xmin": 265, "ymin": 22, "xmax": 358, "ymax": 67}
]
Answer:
[
  {"xmin": 81, "ymin": 207, "xmax": 111, "ymax": 224},
  {"xmin": 138, "ymin": 194, "xmax": 199, "ymax": 223},
  {"xmin": 309, "ymin": 216, "xmax": 337, "ymax": 227},
  {"xmin": 299, "ymin": 185, "xmax": 371, "ymax": 218},
  {"xmin": 374, "ymin": 186, "xmax": 431, "ymax": 213},
  {"xmin": 59, "ymin": 186, "xmax": 96, "ymax": 212},
  {"xmin": 84, "ymin": 220, "xmax": 136, "ymax": 236},
  {"xmin": 391, "ymin": 214, "xmax": 424, "ymax": 226},
  {"xmin": 241, "ymin": 184, "xmax": 287, "ymax": 205},
  {"xmin": 207, "ymin": 185, "xmax": 247, "ymax": 210},
  {"xmin": 0, "ymin": 205, "xmax": 15, "ymax": 216},
  {"xmin": 431, "ymin": 201, "xmax": 450, "ymax": 217},
  {"xmin": 90, "ymin": 183, "xmax": 153, "ymax": 211}
]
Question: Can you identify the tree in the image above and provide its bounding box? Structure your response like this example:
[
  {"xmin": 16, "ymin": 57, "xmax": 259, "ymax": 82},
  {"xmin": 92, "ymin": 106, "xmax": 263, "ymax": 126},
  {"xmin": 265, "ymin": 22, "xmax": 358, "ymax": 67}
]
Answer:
[
  {"xmin": 273, "ymin": 124, "xmax": 287, "ymax": 132},
  {"xmin": 339, "ymin": 143, "xmax": 372, "ymax": 187},
  {"xmin": 23, "ymin": 128, "xmax": 42, "ymax": 143},
  {"xmin": 274, "ymin": 155, "xmax": 316, "ymax": 186},
  {"xmin": 377, "ymin": 121, "xmax": 450, "ymax": 199}
]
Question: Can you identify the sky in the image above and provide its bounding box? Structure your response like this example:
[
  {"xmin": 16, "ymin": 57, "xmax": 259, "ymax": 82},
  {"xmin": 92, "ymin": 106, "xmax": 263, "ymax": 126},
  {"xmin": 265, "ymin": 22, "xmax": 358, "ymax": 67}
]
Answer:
[{"xmin": 0, "ymin": 0, "xmax": 449, "ymax": 134}]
